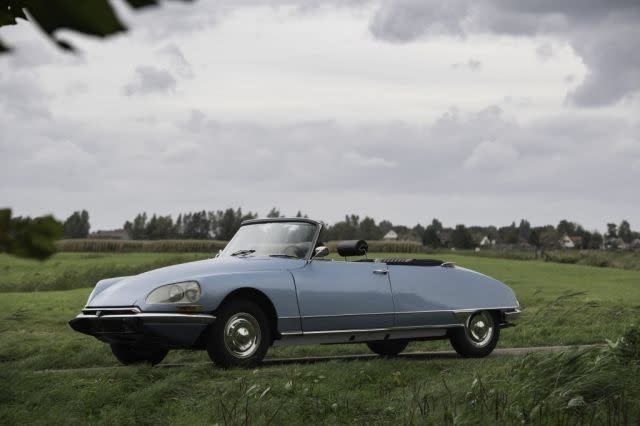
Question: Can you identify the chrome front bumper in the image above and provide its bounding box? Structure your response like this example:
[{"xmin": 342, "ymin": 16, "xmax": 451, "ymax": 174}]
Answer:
[
  {"xmin": 69, "ymin": 308, "xmax": 216, "ymax": 347},
  {"xmin": 503, "ymin": 309, "xmax": 521, "ymax": 323}
]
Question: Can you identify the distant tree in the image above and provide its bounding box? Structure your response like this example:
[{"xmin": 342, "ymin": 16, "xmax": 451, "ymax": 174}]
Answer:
[
  {"xmin": 557, "ymin": 219, "xmax": 577, "ymax": 237},
  {"xmin": 145, "ymin": 214, "xmax": 174, "ymax": 239},
  {"xmin": 212, "ymin": 208, "xmax": 257, "ymax": 240},
  {"xmin": 450, "ymin": 224, "xmax": 473, "ymax": 249},
  {"xmin": 0, "ymin": 208, "xmax": 63, "ymax": 260},
  {"xmin": 410, "ymin": 224, "xmax": 425, "ymax": 242},
  {"xmin": 359, "ymin": 217, "xmax": 382, "ymax": 240},
  {"xmin": 63, "ymin": 210, "xmax": 90, "ymax": 238},
  {"xmin": 619, "ymin": 220, "xmax": 632, "ymax": 243},
  {"xmin": 527, "ymin": 229, "xmax": 541, "ymax": 257},
  {"xmin": 267, "ymin": 208, "xmax": 281, "ymax": 218},
  {"xmin": 588, "ymin": 231, "xmax": 603, "ymax": 249},
  {"xmin": 538, "ymin": 226, "xmax": 559, "ymax": 250},
  {"xmin": 423, "ymin": 225, "xmax": 441, "ymax": 248},
  {"xmin": 430, "ymin": 218, "xmax": 443, "ymax": 233},
  {"xmin": 498, "ymin": 222, "xmax": 519, "ymax": 244},
  {"xmin": 518, "ymin": 219, "xmax": 531, "ymax": 241},
  {"xmin": 528, "ymin": 229, "xmax": 540, "ymax": 248},
  {"xmin": 378, "ymin": 220, "xmax": 393, "ymax": 236},
  {"xmin": 325, "ymin": 215, "xmax": 360, "ymax": 241},
  {"xmin": 124, "ymin": 213, "xmax": 147, "ymax": 240},
  {"xmin": 606, "ymin": 223, "xmax": 618, "ymax": 239},
  {"xmin": 295, "ymin": 211, "xmax": 303, "ymax": 218}
]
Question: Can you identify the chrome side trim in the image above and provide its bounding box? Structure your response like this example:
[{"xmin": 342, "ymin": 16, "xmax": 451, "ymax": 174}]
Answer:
[
  {"xmin": 274, "ymin": 324, "xmax": 455, "ymax": 346},
  {"xmin": 280, "ymin": 323, "xmax": 462, "ymax": 337},
  {"xmin": 279, "ymin": 306, "xmax": 520, "ymax": 321},
  {"xmin": 74, "ymin": 313, "xmax": 216, "ymax": 324}
]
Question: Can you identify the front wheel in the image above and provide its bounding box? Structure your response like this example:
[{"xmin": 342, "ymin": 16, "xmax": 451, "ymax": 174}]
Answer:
[
  {"xmin": 206, "ymin": 299, "xmax": 271, "ymax": 368},
  {"xmin": 449, "ymin": 310, "xmax": 500, "ymax": 358},
  {"xmin": 110, "ymin": 344, "xmax": 168, "ymax": 365},
  {"xmin": 367, "ymin": 339, "xmax": 409, "ymax": 356}
]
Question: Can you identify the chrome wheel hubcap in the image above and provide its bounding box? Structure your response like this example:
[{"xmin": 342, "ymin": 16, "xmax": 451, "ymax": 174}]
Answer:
[
  {"xmin": 224, "ymin": 313, "xmax": 261, "ymax": 358},
  {"xmin": 466, "ymin": 311, "xmax": 494, "ymax": 347}
]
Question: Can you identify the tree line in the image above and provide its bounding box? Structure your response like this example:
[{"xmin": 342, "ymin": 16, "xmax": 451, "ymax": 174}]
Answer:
[{"xmin": 60, "ymin": 208, "xmax": 640, "ymax": 251}]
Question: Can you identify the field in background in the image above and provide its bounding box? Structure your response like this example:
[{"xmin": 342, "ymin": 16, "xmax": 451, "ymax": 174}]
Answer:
[
  {"xmin": 55, "ymin": 238, "xmax": 640, "ymax": 271},
  {"xmin": 1, "ymin": 252, "xmax": 639, "ymax": 423}
]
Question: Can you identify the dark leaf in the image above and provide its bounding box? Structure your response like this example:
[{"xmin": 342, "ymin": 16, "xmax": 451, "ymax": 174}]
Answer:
[
  {"xmin": 124, "ymin": 0, "xmax": 157, "ymax": 9},
  {"xmin": 8, "ymin": 215, "xmax": 64, "ymax": 260},
  {"xmin": 56, "ymin": 38, "xmax": 74, "ymax": 51},
  {"xmin": 0, "ymin": 6, "xmax": 17, "ymax": 25},
  {"xmin": 0, "ymin": 37, "xmax": 10, "ymax": 52},
  {"xmin": 0, "ymin": 208, "xmax": 11, "ymax": 252},
  {"xmin": 1, "ymin": 209, "xmax": 64, "ymax": 260},
  {"xmin": 23, "ymin": 0, "xmax": 126, "ymax": 46}
]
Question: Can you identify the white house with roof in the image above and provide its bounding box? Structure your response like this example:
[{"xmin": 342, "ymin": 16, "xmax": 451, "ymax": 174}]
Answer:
[
  {"xmin": 382, "ymin": 230, "xmax": 398, "ymax": 240},
  {"xmin": 479, "ymin": 235, "xmax": 495, "ymax": 247},
  {"xmin": 559, "ymin": 234, "xmax": 575, "ymax": 249}
]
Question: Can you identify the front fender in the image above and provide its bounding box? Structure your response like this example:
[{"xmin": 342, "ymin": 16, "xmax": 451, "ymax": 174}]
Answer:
[{"xmin": 137, "ymin": 270, "xmax": 302, "ymax": 334}]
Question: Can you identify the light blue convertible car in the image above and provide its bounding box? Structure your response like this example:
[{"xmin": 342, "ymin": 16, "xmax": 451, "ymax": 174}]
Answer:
[{"xmin": 70, "ymin": 218, "xmax": 520, "ymax": 367}]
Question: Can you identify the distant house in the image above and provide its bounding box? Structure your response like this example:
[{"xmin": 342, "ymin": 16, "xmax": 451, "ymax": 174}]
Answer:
[
  {"xmin": 88, "ymin": 229, "xmax": 130, "ymax": 240},
  {"xmin": 559, "ymin": 234, "xmax": 575, "ymax": 249},
  {"xmin": 479, "ymin": 236, "xmax": 495, "ymax": 247},
  {"xmin": 631, "ymin": 239, "xmax": 640, "ymax": 250},
  {"xmin": 382, "ymin": 230, "xmax": 398, "ymax": 241}
]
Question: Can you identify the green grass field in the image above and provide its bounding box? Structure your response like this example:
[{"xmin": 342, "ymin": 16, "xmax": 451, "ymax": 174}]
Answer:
[{"xmin": 1, "ymin": 252, "xmax": 639, "ymax": 424}]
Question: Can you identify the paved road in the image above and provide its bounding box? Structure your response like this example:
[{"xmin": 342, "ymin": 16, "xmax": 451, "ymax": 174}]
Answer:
[{"xmin": 36, "ymin": 345, "xmax": 597, "ymax": 374}]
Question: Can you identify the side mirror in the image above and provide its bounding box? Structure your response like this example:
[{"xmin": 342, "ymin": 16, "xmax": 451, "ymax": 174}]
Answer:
[{"xmin": 313, "ymin": 246, "xmax": 329, "ymax": 258}]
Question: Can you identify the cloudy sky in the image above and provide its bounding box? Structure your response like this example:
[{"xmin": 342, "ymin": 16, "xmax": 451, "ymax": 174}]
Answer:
[{"xmin": 1, "ymin": 0, "xmax": 638, "ymax": 231}]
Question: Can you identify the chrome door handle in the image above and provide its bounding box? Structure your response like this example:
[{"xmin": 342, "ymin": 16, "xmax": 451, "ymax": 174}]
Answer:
[{"xmin": 373, "ymin": 269, "xmax": 388, "ymax": 275}]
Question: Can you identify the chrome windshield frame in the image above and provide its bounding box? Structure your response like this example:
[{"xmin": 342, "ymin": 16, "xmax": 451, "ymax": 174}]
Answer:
[{"xmin": 222, "ymin": 218, "xmax": 323, "ymax": 261}]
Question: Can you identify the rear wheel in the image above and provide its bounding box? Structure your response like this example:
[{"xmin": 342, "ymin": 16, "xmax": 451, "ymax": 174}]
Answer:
[
  {"xmin": 367, "ymin": 339, "xmax": 409, "ymax": 356},
  {"xmin": 449, "ymin": 310, "xmax": 500, "ymax": 358},
  {"xmin": 206, "ymin": 299, "xmax": 271, "ymax": 368},
  {"xmin": 110, "ymin": 344, "xmax": 168, "ymax": 365}
]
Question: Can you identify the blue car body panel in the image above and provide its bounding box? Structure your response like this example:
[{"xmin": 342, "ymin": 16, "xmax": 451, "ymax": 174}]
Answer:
[{"xmin": 291, "ymin": 260, "xmax": 395, "ymax": 331}]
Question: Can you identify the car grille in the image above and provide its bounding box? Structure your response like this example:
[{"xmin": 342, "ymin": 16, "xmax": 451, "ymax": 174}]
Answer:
[{"xmin": 82, "ymin": 307, "xmax": 140, "ymax": 316}]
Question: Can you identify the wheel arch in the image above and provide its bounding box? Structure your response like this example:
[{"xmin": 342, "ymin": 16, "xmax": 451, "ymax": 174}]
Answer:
[{"xmin": 215, "ymin": 287, "xmax": 280, "ymax": 340}]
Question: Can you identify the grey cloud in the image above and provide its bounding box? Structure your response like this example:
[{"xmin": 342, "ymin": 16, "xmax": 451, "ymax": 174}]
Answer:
[
  {"xmin": 156, "ymin": 44, "xmax": 194, "ymax": 79},
  {"xmin": 535, "ymin": 43, "xmax": 554, "ymax": 61},
  {"xmin": 369, "ymin": 0, "xmax": 640, "ymax": 106},
  {"xmin": 0, "ymin": 72, "xmax": 51, "ymax": 119},
  {"xmin": 2, "ymin": 104, "xmax": 638, "ymax": 229},
  {"xmin": 124, "ymin": 66, "xmax": 176, "ymax": 95},
  {"xmin": 451, "ymin": 58, "xmax": 482, "ymax": 71}
]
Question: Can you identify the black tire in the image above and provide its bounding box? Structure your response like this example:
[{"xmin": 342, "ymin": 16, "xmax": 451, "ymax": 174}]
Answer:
[
  {"xmin": 110, "ymin": 343, "xmax": 168, "ymax": 365},
  {"xmin": 449, "ymin": 311, "xmax": 500, "ymax": 358},
  {"xmin": 206, "ymin": 299, "xmax": 271, "ymax": 368},
  {"xmin": 367, "ymin": 339, "xmax": 409, "ymax": 356}
]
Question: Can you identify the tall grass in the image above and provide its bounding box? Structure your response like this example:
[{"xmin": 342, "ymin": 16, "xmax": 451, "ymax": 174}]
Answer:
[
  {"xmin": 443, "ymin": 248, "xmax": 640, "ymax": 271},
  {"xmin": 56, "ymin": 239, "xmax": 227, "ymax": 253},
  {"xmin": 325, "ymin": 240, "xmax": 424, "ymax": 254}
]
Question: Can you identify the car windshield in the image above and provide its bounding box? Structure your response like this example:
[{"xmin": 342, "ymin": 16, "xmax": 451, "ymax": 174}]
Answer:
[{"xmin": 221, "ymin": 222, "xmax": 318, "ymax": 259}]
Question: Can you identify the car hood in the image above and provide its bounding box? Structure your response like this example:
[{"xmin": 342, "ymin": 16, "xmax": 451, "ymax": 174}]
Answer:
[{"xmin": 87, "ymin": 256, "xmax": 306, "ymax": 307}]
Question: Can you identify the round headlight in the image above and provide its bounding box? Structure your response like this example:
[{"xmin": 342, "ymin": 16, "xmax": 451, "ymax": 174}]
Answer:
[
  {"xmin": 145, "ymin": 281, "xmax": 201, "ymax": 304},
  {"xmin": 168, "ymin": 285, "xmax": 184, "ymax": 302}
]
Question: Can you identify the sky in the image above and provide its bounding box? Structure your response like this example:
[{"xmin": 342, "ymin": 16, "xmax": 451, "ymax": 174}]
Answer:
[{"xmin": 1, "ymin": 0, "xmax": 639, "ymax": 231}]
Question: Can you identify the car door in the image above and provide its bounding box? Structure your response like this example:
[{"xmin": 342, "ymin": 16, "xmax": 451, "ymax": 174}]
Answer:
[{"xmin": 291, "ymin": 260, "xmax": 395, "ymax": 332}]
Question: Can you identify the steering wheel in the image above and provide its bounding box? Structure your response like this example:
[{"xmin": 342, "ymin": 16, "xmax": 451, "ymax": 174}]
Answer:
[{"xmin": 282, "ymin": 245, "xmax": 302, "ymax": 258}]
